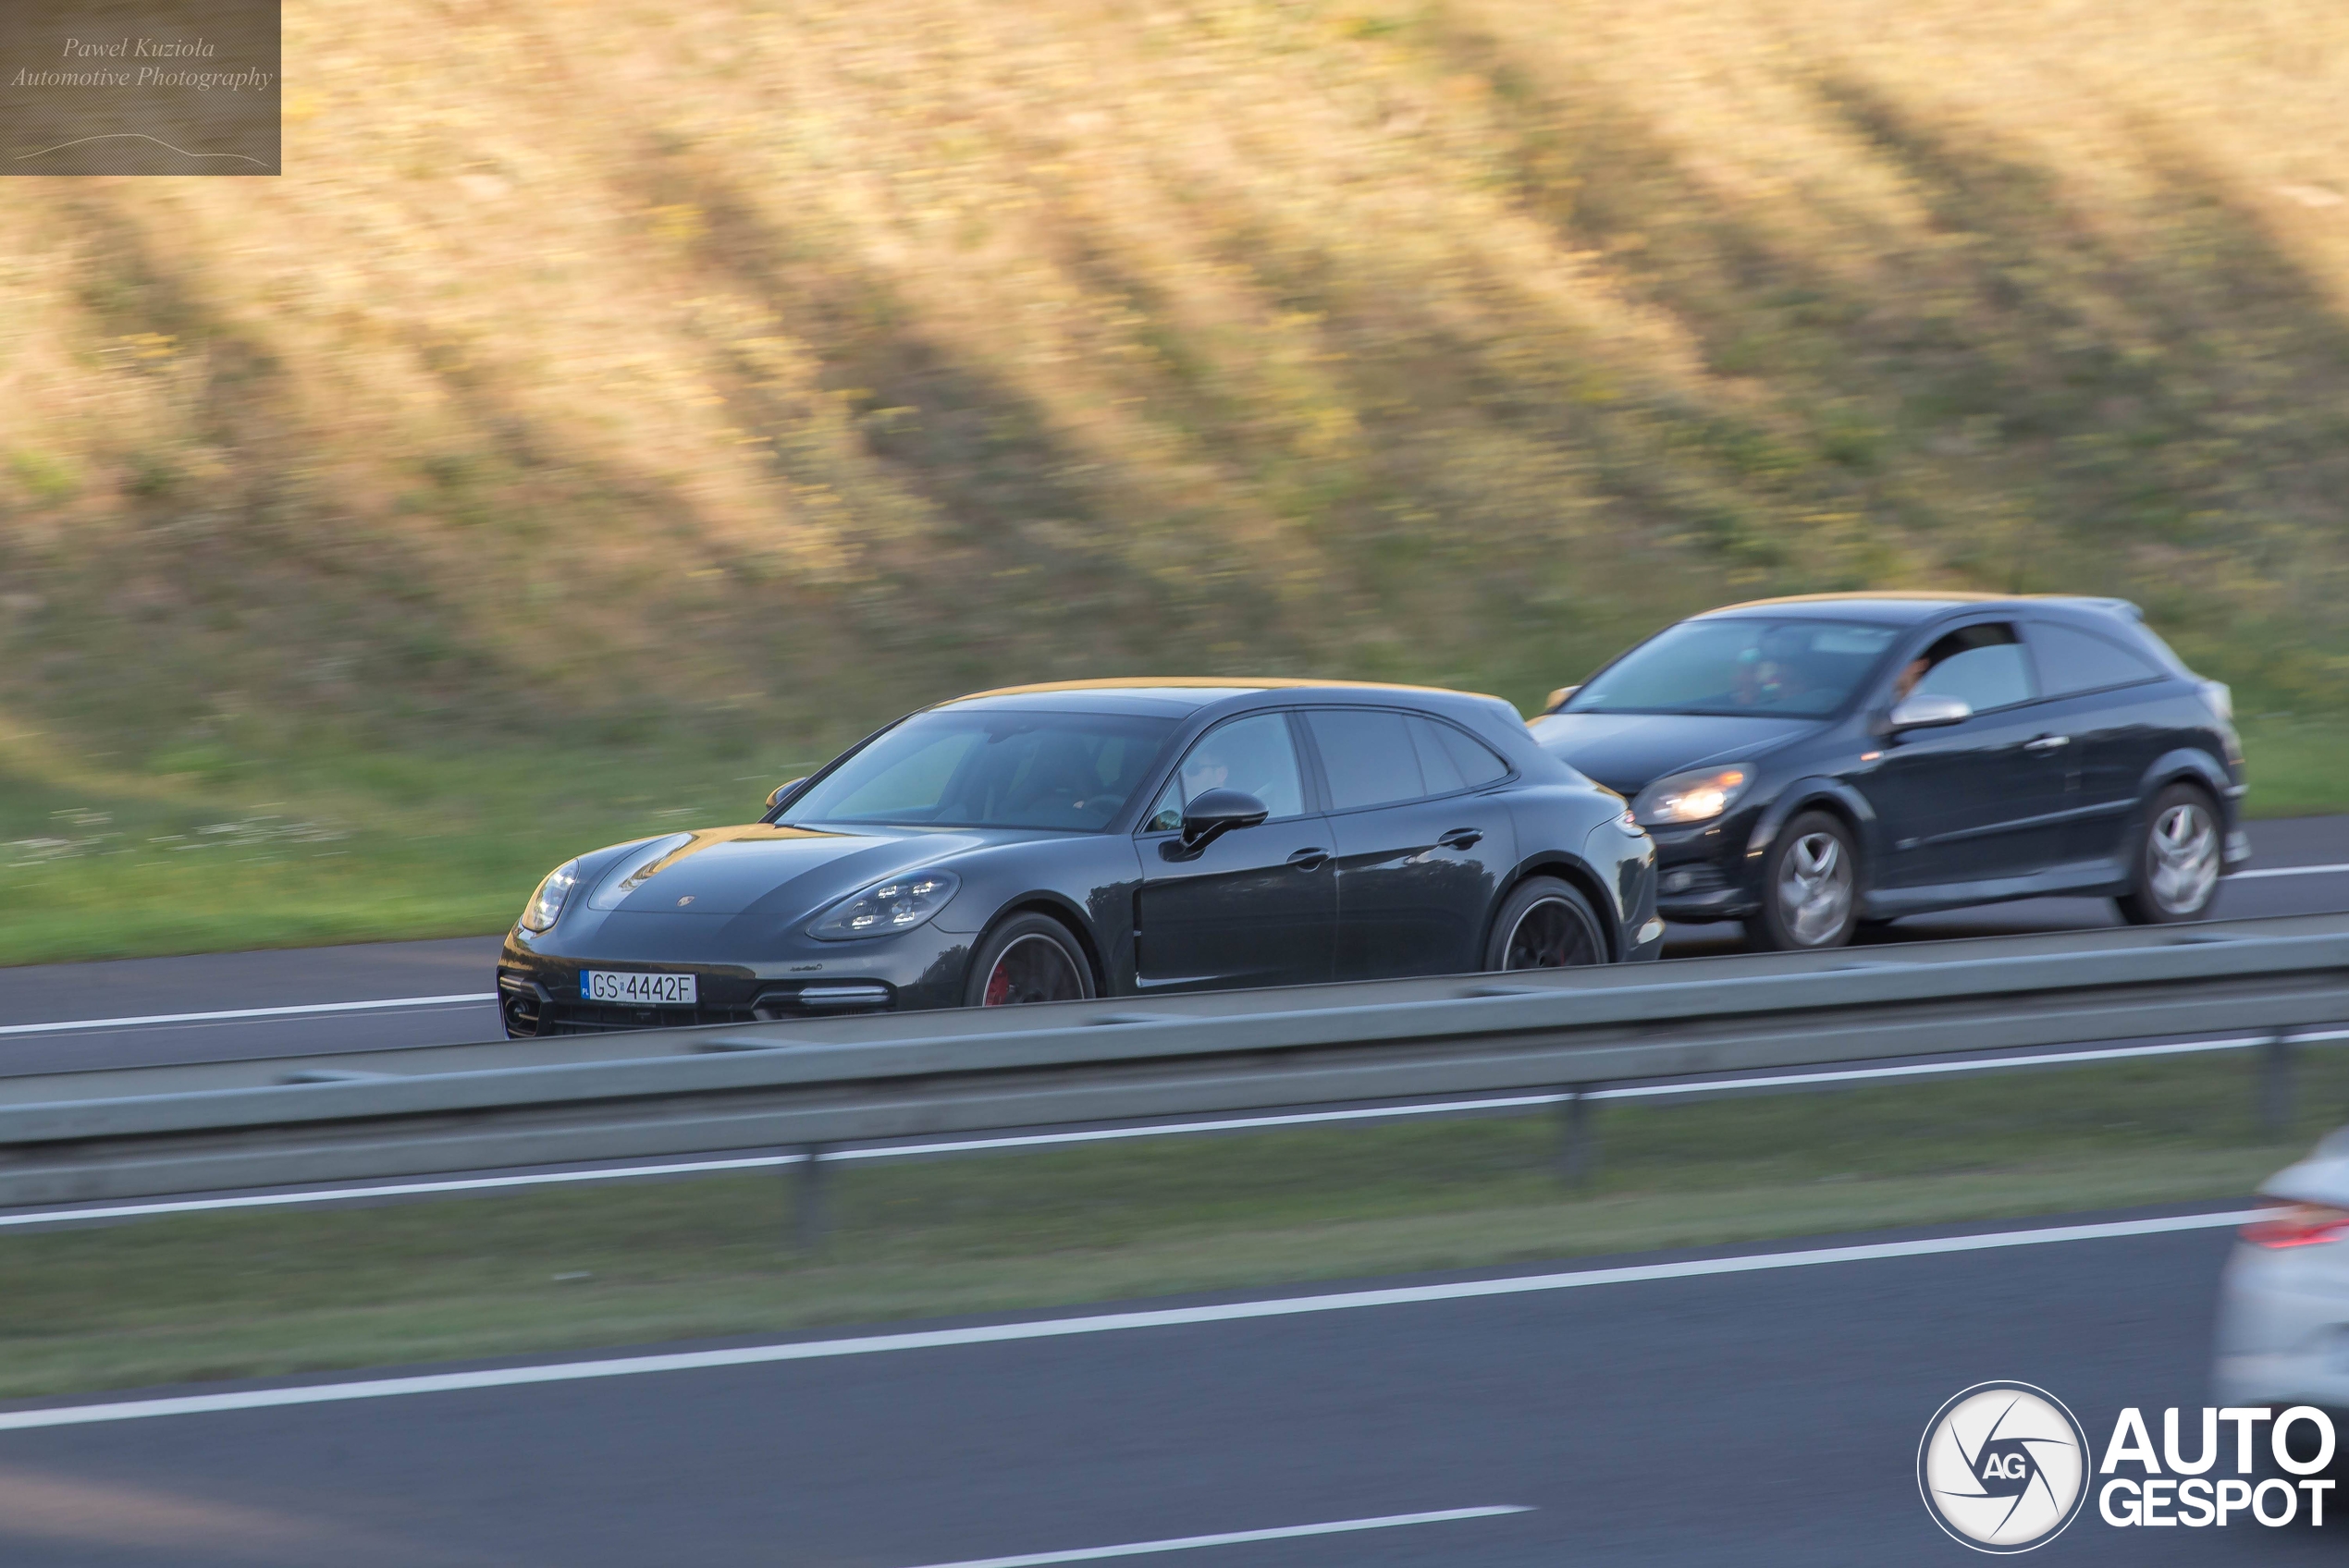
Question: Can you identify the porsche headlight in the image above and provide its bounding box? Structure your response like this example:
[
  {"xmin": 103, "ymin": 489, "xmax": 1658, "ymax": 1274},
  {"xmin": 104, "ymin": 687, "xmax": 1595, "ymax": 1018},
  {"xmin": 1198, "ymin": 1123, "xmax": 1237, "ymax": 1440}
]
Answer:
[
  {"xmin": 807, "ymin": 871, "xmax": 960, "ymax": 940},
  {"xmin": 519, "ymin": 859, "xmax": 580, "ymax": 933},
  {"xmin": 1632, "ymin": 766, "xmax": 1753, "ymax": 827}
]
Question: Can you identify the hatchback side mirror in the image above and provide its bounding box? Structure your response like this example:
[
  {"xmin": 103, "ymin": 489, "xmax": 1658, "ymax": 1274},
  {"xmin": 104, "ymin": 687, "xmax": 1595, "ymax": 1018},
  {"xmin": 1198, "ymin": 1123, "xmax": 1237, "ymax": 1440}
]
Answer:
[
  {"xmin": 1888, "ymin": 694, "xmax": 1972, "ymax": 730},
  {"xmin": 1544, "ymin": 685, "xmax": 1580, "ymax": 713},
  {"xmin": 1174, "ymin": 788, "xmax": 1268, "ymax": 855},
  {"xmin": 766, "ymin": 777, "xmax": 809, "ymax": 815}
]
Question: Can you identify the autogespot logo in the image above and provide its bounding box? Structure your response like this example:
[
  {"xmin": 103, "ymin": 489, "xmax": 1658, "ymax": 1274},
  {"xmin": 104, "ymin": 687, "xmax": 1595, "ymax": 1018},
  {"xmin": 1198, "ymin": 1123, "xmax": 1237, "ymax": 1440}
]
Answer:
[{"xmin": 1917, "ymin": 1382, "xmax": 2091, "ymax": 1552}]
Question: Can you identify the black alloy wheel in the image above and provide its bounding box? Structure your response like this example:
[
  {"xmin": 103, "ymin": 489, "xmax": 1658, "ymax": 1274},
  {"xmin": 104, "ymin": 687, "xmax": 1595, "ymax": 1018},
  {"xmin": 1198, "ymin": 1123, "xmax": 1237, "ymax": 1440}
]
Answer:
[
  {"xmin": 1484, "ymin": 876, "xmax": 1608, "ymax": 972},
  {"xmin": 964, "ymin": 912, "xmax": 1096, "ymax": 1007}
]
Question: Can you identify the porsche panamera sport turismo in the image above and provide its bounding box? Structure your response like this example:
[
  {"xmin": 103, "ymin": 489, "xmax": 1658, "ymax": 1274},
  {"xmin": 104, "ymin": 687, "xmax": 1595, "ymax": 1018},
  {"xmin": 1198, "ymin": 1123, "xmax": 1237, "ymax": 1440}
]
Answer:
[{"xmin": 499, "ymin": 680, "xmax": 1662, "ymax": 1035}]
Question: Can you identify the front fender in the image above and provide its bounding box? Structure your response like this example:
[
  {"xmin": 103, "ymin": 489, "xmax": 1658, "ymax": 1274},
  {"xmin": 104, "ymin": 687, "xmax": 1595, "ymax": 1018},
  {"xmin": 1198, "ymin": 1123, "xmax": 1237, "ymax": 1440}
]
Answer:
[{"xmin": 1743, "ymin": 778, "xmax": 1882, "ymax": 876}]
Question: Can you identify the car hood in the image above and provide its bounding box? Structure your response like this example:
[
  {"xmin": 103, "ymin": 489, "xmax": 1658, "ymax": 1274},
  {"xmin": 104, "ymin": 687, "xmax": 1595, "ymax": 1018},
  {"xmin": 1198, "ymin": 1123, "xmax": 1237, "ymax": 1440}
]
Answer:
[
  {"xmin": 1524, "ymin": 712, "xmax": 1819, "ymax": 797},
  {"xmin": 580, "ymin": 825, "xmax": 988, "ymax": 919}
]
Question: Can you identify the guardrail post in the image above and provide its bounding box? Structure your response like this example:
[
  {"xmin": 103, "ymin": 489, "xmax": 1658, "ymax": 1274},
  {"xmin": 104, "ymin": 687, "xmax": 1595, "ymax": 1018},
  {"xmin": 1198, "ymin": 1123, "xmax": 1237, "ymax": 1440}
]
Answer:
[
  {"xmin": 793, "ymin": 1144, "xmax": 830, "ymax": 1254},
  {"xmin": 2260, "ymin": 1034, "xmax": 2294, "ymax": 1135},
  {"xmin": 1557, "ymin": 1088, "xmax": 1597, "ymax": 1186}
]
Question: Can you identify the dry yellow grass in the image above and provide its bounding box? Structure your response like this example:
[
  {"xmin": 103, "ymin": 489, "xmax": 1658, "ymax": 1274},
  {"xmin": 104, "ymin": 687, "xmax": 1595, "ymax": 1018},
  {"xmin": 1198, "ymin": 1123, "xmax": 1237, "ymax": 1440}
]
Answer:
[{"xmin": 3, "ymin": 0, "xmax": 2347, "ymax": 956}]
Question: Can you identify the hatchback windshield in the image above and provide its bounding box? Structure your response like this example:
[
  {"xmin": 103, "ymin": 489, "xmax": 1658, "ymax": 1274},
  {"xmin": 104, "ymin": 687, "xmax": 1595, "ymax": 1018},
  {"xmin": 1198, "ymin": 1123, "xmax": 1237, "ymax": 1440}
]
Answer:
[
  {"xmin": 781, "ymin": 710, "xmax": 1178, "ymax": 831},
  {"xmin": 1567, "ymin": 619, "xmax": 1900, "ymax": 717}
]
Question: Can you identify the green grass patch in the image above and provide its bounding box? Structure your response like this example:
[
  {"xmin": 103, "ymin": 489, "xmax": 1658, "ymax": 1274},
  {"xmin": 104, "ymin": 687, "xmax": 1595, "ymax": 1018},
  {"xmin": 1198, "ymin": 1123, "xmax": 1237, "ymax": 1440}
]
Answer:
[
  {"xmin": 0, "ymin": 739, "xmax": 831, "ymax": 965},
  {"xmin": 6, "ymin": 1051, "xmax": 2342, "ymax": 1401},
  {"xmin": 2240, "ymin": 717, "xmax": 2349, "ymax": 821}
]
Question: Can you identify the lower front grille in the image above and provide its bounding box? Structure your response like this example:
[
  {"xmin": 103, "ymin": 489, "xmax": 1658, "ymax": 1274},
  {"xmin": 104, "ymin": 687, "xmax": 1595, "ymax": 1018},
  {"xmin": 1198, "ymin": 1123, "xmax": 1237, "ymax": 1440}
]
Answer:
[
  {"xmin": 535, "ymin": 1002, "xmax": 760, "ymax": 1035},
  {"xmin": 1658, "ymin": 862, "xmax": 1731, "ymax": 897}
]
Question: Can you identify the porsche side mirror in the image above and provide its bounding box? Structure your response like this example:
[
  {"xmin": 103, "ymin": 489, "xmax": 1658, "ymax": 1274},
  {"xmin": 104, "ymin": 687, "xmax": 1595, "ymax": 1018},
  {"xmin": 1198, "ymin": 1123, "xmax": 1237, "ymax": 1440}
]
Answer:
[
  {"xmin": 1174, "ymin": 788, "xmax": 1268, "ymax": 855},
  {"xmin": 766, "ymin": 777, "xmax": 809, "ymax": 815},
  {"xmin": 1544, "ymin": 685, "xmax": 1580, "ymax": 713},
  {"xmin": 1888, "ymin": 694, "xmax": 1972, "ymax": 731}
]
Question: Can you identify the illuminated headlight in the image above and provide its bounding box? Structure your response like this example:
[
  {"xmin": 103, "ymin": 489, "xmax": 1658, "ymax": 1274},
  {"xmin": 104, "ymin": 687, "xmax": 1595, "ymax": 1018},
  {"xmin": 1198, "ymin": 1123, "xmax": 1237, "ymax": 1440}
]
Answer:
[
  {"xmin": 1632, "ymin": 766, "xmax": 1753, "ymax": 827},
  {"xmin": 808, "ymin": 871, "xmax": 961, "ymax": 940},
  {"xmin": 519, "ymin": 859, "xmax": 580, "ymax": 933}
]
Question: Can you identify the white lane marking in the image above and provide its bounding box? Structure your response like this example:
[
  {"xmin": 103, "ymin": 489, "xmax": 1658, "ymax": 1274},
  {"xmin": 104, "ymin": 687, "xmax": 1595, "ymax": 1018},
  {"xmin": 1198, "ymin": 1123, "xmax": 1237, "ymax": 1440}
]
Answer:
[
  {"xmin": 0, "ymin": 994, "xmax": 497, "ymax": 1038},
  {"xmin": 891, "ymin": 1506, "xmax": 1531, "ymax": 1568},
  {"xmin": 1591, "ymin": 1033, "xmax": 2277, "ymax": 1098},
  {"xmin": 0, "ymin": 1158, "xmax": 797, "ymax": 1227},
  {"xmin": 2232, "ymin": 863, "xmax": 2349, "ymax": 880},
  {"xmin": 7, "ymin": 1029, "xmax": 2343, "ymax": 1230},
  {"xmin": 0, "ymin": 1209, "xmax": 2258, "ymax": 1432}
]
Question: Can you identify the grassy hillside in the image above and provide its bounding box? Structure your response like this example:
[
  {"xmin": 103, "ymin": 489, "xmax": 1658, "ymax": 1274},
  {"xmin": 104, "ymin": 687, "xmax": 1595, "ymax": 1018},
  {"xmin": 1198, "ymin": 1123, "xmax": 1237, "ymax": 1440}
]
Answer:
[{"xmin": 4, "ymin": 0, "xmax": 2348, "ymax": 962}]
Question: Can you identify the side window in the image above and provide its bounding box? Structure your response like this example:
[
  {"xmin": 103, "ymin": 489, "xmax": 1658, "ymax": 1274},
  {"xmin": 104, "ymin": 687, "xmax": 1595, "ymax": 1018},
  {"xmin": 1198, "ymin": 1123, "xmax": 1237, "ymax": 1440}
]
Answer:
[
  {"xmin": 1307, "ymin": 708, "xmax": 1424, "ymax": 811},
  {"xmin": 2031, "ymin": 622, "xmax": 2166, "ymax": 697},
  {"xmin": 1421, "ymin": 717, "xmax": 1509, "ymax": 789},
  {"xmin": 1140, "ymin": 713, "xmax": 1307, "ymax": 831},
  {"xmin": 1409, "ymin": 718, "xmax": 1467, "ymax": 796},
  {"xmin": 1893, "ymin": 622, "xmax": 2036, "ymax": 714}
]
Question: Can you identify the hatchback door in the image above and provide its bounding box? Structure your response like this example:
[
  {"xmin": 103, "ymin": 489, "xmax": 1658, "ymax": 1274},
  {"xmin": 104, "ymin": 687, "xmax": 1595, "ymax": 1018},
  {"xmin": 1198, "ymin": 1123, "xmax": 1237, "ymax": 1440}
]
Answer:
[
  {"xmin": 1301, "ymin": 707, "xmax": 1520, "ymax": 980},
  {"xmin": 1867, "ymin": 622, "xmax": 2071, "ymax": 890},
  {"xmin": 1134, "ymin": 711, "xmax": 1337, "ymax": 991}
]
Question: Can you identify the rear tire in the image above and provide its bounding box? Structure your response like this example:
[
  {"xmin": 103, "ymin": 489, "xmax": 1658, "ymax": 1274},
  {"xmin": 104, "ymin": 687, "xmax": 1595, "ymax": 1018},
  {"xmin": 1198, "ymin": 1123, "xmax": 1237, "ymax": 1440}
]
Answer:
[
  {"xmin": 1745, "ymin": 811, "xmax": 1860, "ymax": 951},
  {"xmin": 1483, "ymin": 877, "xmax": 1610, "ymax": 971},
  {"xmin": 2117, "ymin": 782, "xmax": 2221, "ymax": 925},
  {"xmin": 963, "ymin": 912, "xmax": 1096, "ymax": 1007}
]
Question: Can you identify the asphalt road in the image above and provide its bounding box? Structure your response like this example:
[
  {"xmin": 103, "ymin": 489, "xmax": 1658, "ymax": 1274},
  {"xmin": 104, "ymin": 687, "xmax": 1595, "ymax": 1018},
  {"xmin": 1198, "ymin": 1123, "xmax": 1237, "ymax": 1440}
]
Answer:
[
  {"xmin": 0, "ymin": 1213, "xmax": 2333, "ymax": 1566},
  {"xmin": 4, "ymin": 815, "xmax": 2346, "ymax": 1078}
]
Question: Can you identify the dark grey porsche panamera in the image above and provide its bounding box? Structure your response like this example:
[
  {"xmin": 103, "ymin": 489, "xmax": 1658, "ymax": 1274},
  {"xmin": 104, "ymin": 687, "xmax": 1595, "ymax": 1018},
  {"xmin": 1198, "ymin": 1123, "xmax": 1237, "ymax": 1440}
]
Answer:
[{"xmin": 498, "ymin": 680, "xmax": 1662, "ymax": 1035}]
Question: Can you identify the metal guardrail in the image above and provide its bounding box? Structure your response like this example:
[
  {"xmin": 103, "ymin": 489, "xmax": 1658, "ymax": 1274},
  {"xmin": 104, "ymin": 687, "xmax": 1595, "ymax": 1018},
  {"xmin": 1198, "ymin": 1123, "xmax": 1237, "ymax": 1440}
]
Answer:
[{"xmin": 3, "ymin": 913, "xmax": 2347, "ymax": 1212}]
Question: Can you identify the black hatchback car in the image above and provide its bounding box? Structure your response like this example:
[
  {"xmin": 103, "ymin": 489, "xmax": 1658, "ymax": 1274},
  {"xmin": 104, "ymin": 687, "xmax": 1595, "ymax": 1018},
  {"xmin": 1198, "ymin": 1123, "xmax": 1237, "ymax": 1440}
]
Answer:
[
  {"xmin": 499, "ymin": 679, "xmax": 1661, "ymax": 1034},
  {"xmin": 1528, "ymin": 594, "xmax": 2248, "ymax": 949}
]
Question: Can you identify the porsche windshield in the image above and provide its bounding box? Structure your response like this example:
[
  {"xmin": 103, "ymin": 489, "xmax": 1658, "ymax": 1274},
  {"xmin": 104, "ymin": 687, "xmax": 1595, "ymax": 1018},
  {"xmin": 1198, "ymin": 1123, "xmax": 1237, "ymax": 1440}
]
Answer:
[
  {"xmin": 781, "ymin": 710, "xmax": 1179, "ymax": 831},
  {"xmin": 1567, "ymin": 619, "xmax": 1900, "ymax": 717}
]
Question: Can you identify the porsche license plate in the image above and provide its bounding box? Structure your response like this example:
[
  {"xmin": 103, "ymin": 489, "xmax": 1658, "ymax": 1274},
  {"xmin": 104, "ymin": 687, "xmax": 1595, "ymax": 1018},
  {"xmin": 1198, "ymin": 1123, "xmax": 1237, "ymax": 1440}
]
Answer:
[{"xmin": 582, "ymin": 970, "xmax": 698, "ymax": 1005}]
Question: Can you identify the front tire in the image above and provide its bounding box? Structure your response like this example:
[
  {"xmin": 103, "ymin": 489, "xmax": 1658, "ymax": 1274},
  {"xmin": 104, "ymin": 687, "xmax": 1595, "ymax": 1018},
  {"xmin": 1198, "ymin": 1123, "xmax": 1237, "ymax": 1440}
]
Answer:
[
  {"xmin": 1745, "ymin": 810, "xmax": 1859, "ymax": 951},
  {"xmin": 963, "ymin": 912, "xmax": 1096, "ymax": 1007},
  {"xmin": 2117, "ymin": 782, "xmax": 2221, "ymax": 925},
  {"xmin": 1483, "ymin": 876, "xmax": 1610, "ymax": 971}
]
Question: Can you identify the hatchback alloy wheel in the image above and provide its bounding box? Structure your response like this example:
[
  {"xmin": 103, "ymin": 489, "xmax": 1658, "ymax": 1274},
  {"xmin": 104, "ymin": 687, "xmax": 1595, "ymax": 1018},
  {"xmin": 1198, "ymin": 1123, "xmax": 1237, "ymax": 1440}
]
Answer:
[
  {"xmin": 1777, "ymin": 829, "xmax": 1853, "ymax": 947},
  {"xmin": 2146, "ymin": 800, "xmax": 2219, "ymax": 916}
]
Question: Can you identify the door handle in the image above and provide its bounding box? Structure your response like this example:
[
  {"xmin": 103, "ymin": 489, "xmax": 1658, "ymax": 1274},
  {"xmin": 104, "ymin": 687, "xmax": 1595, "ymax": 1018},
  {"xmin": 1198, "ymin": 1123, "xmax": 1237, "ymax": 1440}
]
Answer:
[
  {"xmin": 2023, "ymin": 734, "xmax": 2071, "ymax": 753},
  {"xmin": 1286, "ymin": 848, "xmax": 1329, "ymax": 871},
  {"xmin": 1436, "ymin": 827, "xmax": 1484, "ymax": 850}
]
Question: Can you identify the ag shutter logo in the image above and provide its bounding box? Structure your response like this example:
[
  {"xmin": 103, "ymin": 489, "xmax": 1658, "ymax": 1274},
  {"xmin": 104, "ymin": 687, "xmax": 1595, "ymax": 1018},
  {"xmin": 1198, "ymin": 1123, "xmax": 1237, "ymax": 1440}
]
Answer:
[{"xmin": 1917, "ymin": 1381, "xmax": 2090, "ymax": 1552}]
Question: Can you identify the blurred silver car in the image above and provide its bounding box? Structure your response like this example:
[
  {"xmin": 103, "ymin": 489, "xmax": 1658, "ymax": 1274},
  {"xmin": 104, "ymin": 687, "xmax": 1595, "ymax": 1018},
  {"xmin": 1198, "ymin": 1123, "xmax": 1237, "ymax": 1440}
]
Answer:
[{"xmin": 2214, "ymin": 1129, "xmax": 2349, "ymax": 1413}]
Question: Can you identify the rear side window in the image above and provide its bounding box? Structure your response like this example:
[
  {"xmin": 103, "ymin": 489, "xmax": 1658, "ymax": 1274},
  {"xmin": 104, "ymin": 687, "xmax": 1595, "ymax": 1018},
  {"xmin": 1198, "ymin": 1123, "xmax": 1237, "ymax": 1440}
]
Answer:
[
  {"xmin": 2032, "ymin": 622, "xmax": 2167, "ymax": 697},
  {"xmin": 1415, "ymin": 716, "xmax": 1508, "ymax": 790},
  {"xmin": 1309, "ymin": 709, "xmax": 1420, "ymax": 810},
  {"xmin": 1307, "ymin": 709, "xmax": 1509, "ymax": 811}
]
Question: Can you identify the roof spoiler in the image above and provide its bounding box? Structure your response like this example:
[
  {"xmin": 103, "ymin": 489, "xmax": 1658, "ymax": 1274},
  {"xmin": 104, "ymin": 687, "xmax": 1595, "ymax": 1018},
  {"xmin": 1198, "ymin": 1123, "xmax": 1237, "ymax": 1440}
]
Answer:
[{"xmin": 2050, "ymin": 595, "xmax": 2144, "ymax": 621}]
